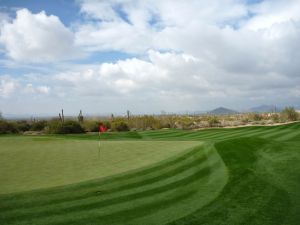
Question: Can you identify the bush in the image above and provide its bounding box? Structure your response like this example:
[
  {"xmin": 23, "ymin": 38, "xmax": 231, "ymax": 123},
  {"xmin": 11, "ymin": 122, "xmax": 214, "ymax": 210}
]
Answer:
[
  {"xmin": 0, "ymin": 120, "xmax": 18, "ymax": 134},
  {"xmin": 46, "ymin": 119, "xmax": 61, "ymax": 134},
  {"xmin": 111, "ymin": 120, "xmax": 129, "ymax": 132},
  {"xmin": 47, "ymin": 120, "xmax": 85, "ymax": 134},
  {"xmin": 82, "ymin": 120, "xmax": 99, "ymax": 132},
  {"xmin": 281, "ymin": 107, "xmax": 298, "ymax": 121},
  {"xmin": 169, "ymin": 116, "xmax": 194, "ymax": 130},
  {"xmin": 208, "ymin": 116, "xmax": 220, "ymax": 127},
  {"xmin": 252, "ymin": 113, "xmax": 263, "ymax": 121},
  {"xmin": 128, "ymin": 115, "xmax": 163, "ymax": 130},
  {"xmin": 271, "ymin": 114, "xmax": 280, "ymax": 123},
  {"xmin": 62, "ymin": 120, "xmax": 85, "ymax": 133},
  {"xmin": 15, "ymin": 120, "xmax": 31, "ymax": 132},
  {"xmin": 31, "ymin": 120, "xmax": 47, "ymax": 131}
]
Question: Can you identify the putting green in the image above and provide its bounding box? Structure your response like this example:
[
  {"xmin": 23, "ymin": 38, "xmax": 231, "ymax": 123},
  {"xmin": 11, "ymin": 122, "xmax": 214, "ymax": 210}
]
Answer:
[{"xmin": 0, "ymin": 137, "xmax": 201, "ymax": 194}]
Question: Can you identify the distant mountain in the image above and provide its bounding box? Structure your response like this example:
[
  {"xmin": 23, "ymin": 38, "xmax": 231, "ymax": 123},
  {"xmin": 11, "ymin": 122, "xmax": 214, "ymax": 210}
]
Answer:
[
  {"xmin": 208, "ymin": 107, "xmax": 239, "ymax": 115},
  {"xmin": 249, "ymin": 105, "xmax": 282, "ymax": 113}
]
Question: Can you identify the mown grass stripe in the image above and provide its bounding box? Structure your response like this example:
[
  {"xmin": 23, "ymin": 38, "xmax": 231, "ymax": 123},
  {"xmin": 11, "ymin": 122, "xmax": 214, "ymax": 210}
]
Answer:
[
  {"xmin": 0, "ymin": 144, "xmax": 206, "ymax": 211},
  {"xmin": 1, "ymin": 123, "xmax": 299, "ymax": 225},
  {"xmin": 275, "ymin": 130, "xmax": 300, "ymax": 141},
  {"xmin": 0, "ymin": 143, "xmax": 199, "ymax": 196},
  {"xmin": 2, "ymin": 162, "xmax": 216, "ymax": 224},
  {"xmin": 260, "ymin": 126, "xmax": 296, "ymax": 138},
  {"xmin": 212, "ymin": 127, "xmax": 276, "ymax": 142},
  {"xmin": 262, "ymin": 123, "xmax": 300, "ymax": 140},
  {"xmin": 235, "ymin": 126, "xmax": 286, "ymax": 139},
  {"xmin": 205, "ymin": 131, "xmax": 254, "ymax": 141},
  {"xmin": 2, "ymin": 147, "xmax": 212, "ymax": 214},
  {"xmin": 54, "ymin": 190, "xmax": 196, "ymax": 225}
]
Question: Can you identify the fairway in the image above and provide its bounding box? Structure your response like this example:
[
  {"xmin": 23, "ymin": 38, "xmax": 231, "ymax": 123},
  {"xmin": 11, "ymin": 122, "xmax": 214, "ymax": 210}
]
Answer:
[{"xmin": 1, "ymin": 123, "xmax": 300, "ymax": 225}]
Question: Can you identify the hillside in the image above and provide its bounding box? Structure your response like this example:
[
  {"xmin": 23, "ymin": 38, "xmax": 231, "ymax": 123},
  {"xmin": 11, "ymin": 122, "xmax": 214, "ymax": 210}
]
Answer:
[{"xmin": 208, "ymin": 107, "xmax": 238, "ymax": 115}]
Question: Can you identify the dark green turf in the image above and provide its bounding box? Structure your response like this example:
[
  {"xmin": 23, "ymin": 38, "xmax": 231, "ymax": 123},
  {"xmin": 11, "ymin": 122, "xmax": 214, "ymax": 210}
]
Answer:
[{"xmin": 0, "ymin": 122, "xmax": 299, "ymax": 225}]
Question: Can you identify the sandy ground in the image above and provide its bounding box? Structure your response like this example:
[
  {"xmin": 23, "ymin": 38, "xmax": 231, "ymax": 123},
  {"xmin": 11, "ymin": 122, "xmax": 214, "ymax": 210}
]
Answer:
[{"xmin": 194, "ymin": 120, "xmax": 299, "ymax": 130}]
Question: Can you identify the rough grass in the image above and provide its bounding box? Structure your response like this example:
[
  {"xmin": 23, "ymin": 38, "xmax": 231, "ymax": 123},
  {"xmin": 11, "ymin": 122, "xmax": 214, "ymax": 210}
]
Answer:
[{"xmin": 0, "ymin": 122, "xmax": 300, "ymax": 225}]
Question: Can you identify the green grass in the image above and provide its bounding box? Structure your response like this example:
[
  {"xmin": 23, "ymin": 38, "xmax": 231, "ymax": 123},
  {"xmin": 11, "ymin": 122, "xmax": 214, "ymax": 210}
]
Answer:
[
  {"xmin": 0, "ymin": 137, "xmax": 200, "ymax": 194},
  {"xmin": 0, "ymin": 122, "xmax": 300, "ymax": 225}
]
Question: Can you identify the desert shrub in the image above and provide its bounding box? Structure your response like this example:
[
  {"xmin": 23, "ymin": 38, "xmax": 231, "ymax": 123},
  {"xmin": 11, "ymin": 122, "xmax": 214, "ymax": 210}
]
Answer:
[
  {"xmin": 129, "ymin": 115, "xmax": 163, "ymax": 130},
  {"xmin": 252, "ymin": 113, "xmax": 263, "ymax": 121},
  {"xmin": 83, "ymin": 120, "xmax": 99, "ymax": 132},
  {"xmin": 148, "ymin": 116, "xmax": 163, "ymax": 129},
  {"xmin": 0, "ymin": 120, "xmax": 18, "ymax": 134},
  {"xmin": 47, "ymin": 119, "xmax": 85, "ymax": 134},
  {"xmin": 271, "ymin": 114, "xmax": 280, "ymax": 123},
  {"xmin": 31, "ymin": 120, "xmax": 47, "ymax": 131},
  {"xmin": 241, "ymin": 118, "xmax": 250, "ymax": 124},
  {"xmin": 208, "ymin": 116, "xmax": 220, "ymax": 127},
  {"xmin": 175, "ymin": 117, "xmax": 194, "ymax": 129},
  {"xmin": 111, "ymin": 120, "xmax": 129, "ymax": 132},
  {"xmin": 160, "ymin": 115, "xmax": 176, "ymax": 129},
  {"xmin": 281, "ymin": 107, "xmax": 298, "ymax": 121},
  {"xmin": 46, "ymin": 119, "xmax": 61, "ymax": 134},
  {"xmin": 15, "ymin": 120, "xmax": 31, "ymax": 132},
  {"xmin": 62, "ymin": 120, "xmax": 85, "ymax": 133}
]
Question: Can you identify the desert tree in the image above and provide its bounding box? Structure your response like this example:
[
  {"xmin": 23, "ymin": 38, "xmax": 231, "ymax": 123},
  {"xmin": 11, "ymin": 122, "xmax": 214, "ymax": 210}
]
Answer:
[{"xmin": 281, "ymin": 106, "xmax": 298, "ymax": 121}]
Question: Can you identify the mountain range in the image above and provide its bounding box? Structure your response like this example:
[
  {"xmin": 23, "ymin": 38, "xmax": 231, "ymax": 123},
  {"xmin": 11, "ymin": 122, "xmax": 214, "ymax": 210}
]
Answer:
[{"xmin": 207, "ymin": 107, "xmax": 239, "ymax": 115}]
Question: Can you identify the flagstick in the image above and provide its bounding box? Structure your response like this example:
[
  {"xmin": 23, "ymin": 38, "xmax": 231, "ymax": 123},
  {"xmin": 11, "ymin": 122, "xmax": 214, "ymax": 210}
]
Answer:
[{"xmin": 98, "ymin": 130, "xmax": 100, "ymax": 159}]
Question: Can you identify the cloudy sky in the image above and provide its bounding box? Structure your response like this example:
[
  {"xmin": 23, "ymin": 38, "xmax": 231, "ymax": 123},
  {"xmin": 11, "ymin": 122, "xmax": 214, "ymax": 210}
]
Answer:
[{"xmin": 0, "ymin": 0, "xmax": 299, "ymax": 116}]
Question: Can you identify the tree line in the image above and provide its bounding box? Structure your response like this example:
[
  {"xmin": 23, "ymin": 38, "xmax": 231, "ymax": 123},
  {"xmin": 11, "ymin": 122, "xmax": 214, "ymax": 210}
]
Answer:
[{"xmin": 0, "ymin": 107, "xmax": 299, "ymax": 134}]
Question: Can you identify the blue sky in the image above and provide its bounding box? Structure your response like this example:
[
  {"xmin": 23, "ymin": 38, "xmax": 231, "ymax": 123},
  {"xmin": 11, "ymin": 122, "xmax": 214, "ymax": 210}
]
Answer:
[
  {"xmin": 0, "ymin": 0, "xmax": 134, "ymax": 67},
  {"xmin": 0, "ymin": 0, "xmax": 299, "ymax": 116},
  {"xmin": 0, "ymin": 0, "xmax": 80, "ymax": 26}
]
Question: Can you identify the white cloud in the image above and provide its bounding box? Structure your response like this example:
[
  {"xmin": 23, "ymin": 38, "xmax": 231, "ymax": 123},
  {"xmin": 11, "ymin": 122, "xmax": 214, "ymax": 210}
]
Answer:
[
  {"xmin": 0, "ymin": 76, "xmax": 50, "ymax": 99},
  {"xmin": 49, "ymin": 50, "xmax": 299, "ymax": 102},
  {"xmin": 36, "ymin": 86, "xmax": 50, "ymax": 94},
  {"xmin": 0, "ymin": 9, "xmax": 81, "ymax": 63},
  {"xmin": 1, "ymin": 1, "xmax": 300, "ymax": 114},
  {"xmin": 24, "ymin": 83, "xmax": 50, "ymax": 94},
  {"xmin": 0, "ymin": 76, "xmax": 17, "ymax": 97},
  {"xmin": 245, "ymin": 0, "xmax": 300, "ymax": 31},
  {"xmin": 75, "ymin": 0, "xmax": 249, "ymax": 53},
  {"xmin": 78, "ymin": 0, "xmax": 121, "ymax": 21},
  {"xmin": 52, "ymin": 51, "xmax": 204, "ymax": 97},
  {"xmin": 1, "ymin": 47, "xmax": 300, "ymax": 113},
  {"xmin": 74, "ymin": 0, "xmax": 300, "ymax": 80}
]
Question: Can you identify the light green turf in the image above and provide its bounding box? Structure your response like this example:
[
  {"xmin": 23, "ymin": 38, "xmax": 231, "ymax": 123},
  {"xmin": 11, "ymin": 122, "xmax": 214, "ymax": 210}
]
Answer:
[
  {"xmin": 0, "ymin": 137, "xmax": 200, "ymax": 194},
  {"xmin": 0, "ymin": 122, "xmax": 299, "ymax": 225}
]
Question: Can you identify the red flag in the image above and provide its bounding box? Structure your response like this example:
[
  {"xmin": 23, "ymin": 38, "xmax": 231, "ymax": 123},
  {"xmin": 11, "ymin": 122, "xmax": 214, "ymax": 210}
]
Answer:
[{"xmin": 99, "ymin": 124, "xmax": 107, "ymax": 132}]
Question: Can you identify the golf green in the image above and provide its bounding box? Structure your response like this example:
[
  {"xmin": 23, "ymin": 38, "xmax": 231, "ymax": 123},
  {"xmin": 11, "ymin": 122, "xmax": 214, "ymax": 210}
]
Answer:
[
  {"xmin": 0, "ymin": 122, "xmax": 299, "ymax": 225},
  {"xmin": 0, "ymin": 137, "xmax": 200, "ymax": 194}
]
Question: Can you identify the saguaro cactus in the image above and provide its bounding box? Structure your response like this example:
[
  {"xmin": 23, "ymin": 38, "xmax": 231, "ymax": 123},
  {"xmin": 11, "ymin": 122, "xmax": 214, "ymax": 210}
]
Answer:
[
  {"xmin": 127, "ymin": 110, "xmax": 130, "ymax": 120},
  {"xmin": 59, "ymin": 109, "xmax": 65, "ymax": 123},
  {"xmin": 62, "ymin": 109, "xmax": 65, "ymax": 123},
  {"xmin": 78, "ymin": 110, "xmax": 84, "ymax": 123}
]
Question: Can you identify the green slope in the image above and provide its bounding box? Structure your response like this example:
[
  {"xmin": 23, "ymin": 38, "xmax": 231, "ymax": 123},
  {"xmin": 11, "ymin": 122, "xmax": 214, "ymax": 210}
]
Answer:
[
  {"xmin": 0, "ymin": 143, "xmax": 227, "ymax": 225},
  {"xmin": 0, "ymin": 122, "xmax": 299, "ymax": 225},
  {"xmin": 168, "ymin": 137, "xmax": 300, "ymax": 225}
]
